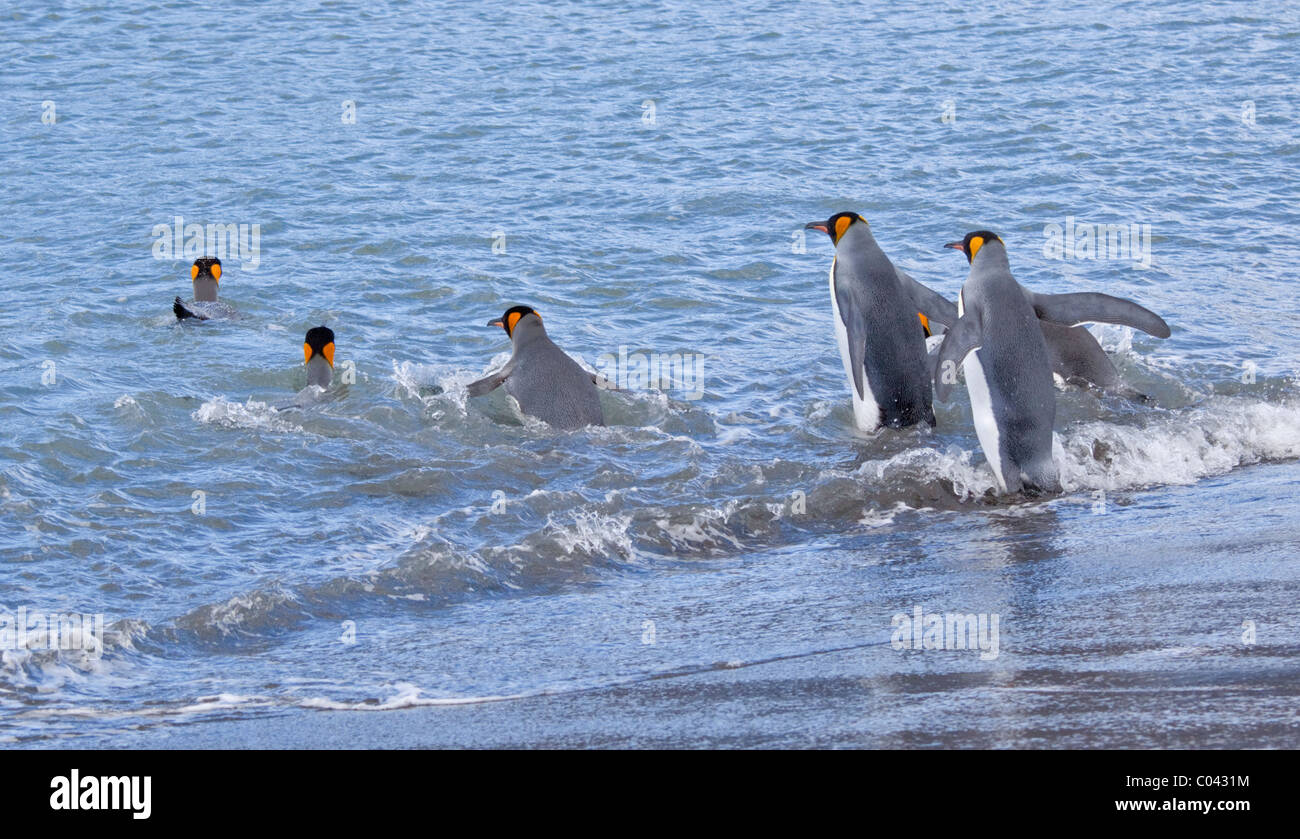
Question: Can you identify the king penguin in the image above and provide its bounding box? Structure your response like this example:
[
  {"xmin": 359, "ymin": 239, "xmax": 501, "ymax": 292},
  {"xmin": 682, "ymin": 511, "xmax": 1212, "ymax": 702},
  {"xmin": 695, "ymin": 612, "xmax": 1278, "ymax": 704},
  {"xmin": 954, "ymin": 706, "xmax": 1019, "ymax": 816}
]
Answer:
[
  {"xmin": 173, "ymin": 257, "xmax": 223, "ymax": 321},
  {"xmin": 934, "ymin": 231, "xmax": 1171, "ymax": 495},
  {"xmin": 805, "ymin": 212, "xmax": 956, "ymax": 431},
  {"xmin": 467, "ymin": 305, "xmax": 605, "ymax": 429},
  {"xmin": 304, "ymin": 326, "xmax": 335, "ymax": 388}
]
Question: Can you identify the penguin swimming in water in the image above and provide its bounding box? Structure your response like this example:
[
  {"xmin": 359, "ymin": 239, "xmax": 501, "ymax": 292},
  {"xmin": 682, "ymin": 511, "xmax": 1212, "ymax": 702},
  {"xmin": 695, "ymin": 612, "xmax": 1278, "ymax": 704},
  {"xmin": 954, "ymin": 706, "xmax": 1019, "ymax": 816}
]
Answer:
[
  {"xmin": 467, "ymin": 305, "xmax": 605, "ymax": 429},
  {"xmin": 934, "ymin": 231, "xmax": 1170, "ymax": 495},
  {"xmin": 173, "ymin": 257, "xmax": 223, "ymax": 321},
  {"xmin": 805, "ymin": 212, "xmax": 956, "ymax": 431},
  {"xmin": 303, "ymin": 326, "xmax": 335, "ymax": 388},
  {"xmin": 272, "ymin": 325, "xmax": 338, "ymax": 413}
]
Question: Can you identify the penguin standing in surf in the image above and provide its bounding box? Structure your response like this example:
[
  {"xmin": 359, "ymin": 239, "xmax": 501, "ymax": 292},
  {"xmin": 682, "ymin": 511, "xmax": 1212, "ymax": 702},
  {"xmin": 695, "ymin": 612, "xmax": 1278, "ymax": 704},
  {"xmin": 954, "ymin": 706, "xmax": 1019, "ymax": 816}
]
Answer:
[
  {"xmin": 934, "ymin": 231, "xmax": 1171, "ymax": 494},
  {"xmin": 467, "ymin": 305, "xmax": 605, "ymax": 430},
  {"xmin": 804, "ymin": 212, "xmax": 956, "ymax": 431}
]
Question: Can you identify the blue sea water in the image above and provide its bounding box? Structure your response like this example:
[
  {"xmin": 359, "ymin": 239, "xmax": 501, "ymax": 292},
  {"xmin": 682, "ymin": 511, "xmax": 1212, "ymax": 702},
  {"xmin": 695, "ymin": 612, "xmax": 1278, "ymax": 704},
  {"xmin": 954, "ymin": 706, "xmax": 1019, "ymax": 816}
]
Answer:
[{"xmin": 1, "ymin": 0, "xmax": 1299, "ymax": 747}]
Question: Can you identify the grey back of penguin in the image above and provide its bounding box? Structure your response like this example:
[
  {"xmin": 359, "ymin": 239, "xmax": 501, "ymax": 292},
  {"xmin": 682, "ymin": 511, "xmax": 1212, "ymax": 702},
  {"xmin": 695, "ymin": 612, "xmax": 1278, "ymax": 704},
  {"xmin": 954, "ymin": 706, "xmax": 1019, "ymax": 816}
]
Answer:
[
  {"xmin": 955, "ymin": 240, "xmax": 1060, "ymax": 493},
  {"xmin": 193, "ymin": 274, "xmax": 218, "ymax": 302},
  {"xmin": 306, "ymin": 356, "xmax": 332, "ymax": 388},
  {"xmin": 502, "ymin": 315, "xmax": 605, "ymax": 429},
  {"xmin": 834, "ymin": 222, "xmax": 935, "ymax": 427}
]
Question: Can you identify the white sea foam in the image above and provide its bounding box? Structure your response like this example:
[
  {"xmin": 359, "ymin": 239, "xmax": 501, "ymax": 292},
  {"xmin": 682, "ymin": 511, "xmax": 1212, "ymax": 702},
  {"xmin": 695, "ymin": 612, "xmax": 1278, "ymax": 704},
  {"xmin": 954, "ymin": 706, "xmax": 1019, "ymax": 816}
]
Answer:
[
  {"xmin": 192, "ymin": 396, "xmax": 302, "ymax": 433},
  {"xmin": 0, "ymin": 641, "xmax": 128, "ymax": 692},
  {"xmin": 858, "ymin": 501, "xmax": 912, "ymax": 528},
  {"xmin": 854, "ymin": 445, "xmax": 998, "ymax": 499},
  {"xmin": 856, "ymin": 396, "xmax": 1300, "ymax": 500},
  {"xmin": 178, "ymin": 584, "xmax": 304, "ymax": 638},
  {"xmin": 654, "ymin": 505, "xmax": 745, "ymax": 551},
  {"xmin": 1056, "ymin": 397, "xmax": 1300, "ymax": 492},
  {"xmin": 391, "ymin": 357, "xmax": 505, "ymax": 421},
  {"xmin": 298, "ymin": 682, "xmax": 527, "ymax": 711},
  {"xmin": 545, "ymin": 510, "xmax": 636, "ymax": 558}
]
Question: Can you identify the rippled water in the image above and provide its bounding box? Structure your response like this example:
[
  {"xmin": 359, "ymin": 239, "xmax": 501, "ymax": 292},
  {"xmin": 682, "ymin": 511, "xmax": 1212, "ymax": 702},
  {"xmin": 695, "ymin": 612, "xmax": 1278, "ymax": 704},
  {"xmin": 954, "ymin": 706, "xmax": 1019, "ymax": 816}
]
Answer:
[{"xmin": 2, "ymin": 0, "xmax": 1299, "ymax": 747}]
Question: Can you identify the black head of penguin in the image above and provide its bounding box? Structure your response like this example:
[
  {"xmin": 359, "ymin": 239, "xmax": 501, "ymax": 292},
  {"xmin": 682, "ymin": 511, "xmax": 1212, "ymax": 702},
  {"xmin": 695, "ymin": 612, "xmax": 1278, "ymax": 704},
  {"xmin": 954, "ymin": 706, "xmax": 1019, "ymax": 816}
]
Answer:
[
  {"xmin": 303, "ymin": 325, "xmax": 335, "ymax": 366},
  {"xmin": 487, "ymin": 305, "xmax": 541, "ymax": 339},
  {"xmin": 943, "ymin": 231, "xmax": 1003, "ymax": 264},
  {"xmin": 191, "ymin": 257, "xmax": 222, "ymax": 281},
  {"xmin": 804, "ymin": 212, "xmax": 867, "ymax": 246}
]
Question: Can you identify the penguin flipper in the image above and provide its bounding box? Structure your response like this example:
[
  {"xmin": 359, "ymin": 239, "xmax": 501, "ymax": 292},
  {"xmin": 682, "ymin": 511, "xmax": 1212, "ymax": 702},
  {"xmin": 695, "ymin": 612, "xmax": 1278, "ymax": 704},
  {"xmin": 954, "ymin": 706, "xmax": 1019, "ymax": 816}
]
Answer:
[
  {"xmin": 1039, "ymin": 321, "xmax": 1119, "ymax": 391},
  {"xmin": 831, "ymin": 276, "xmax": 873, "ymax": 401},
  {"xmin": 173, "ymin": 297, "xmax": 207, "ymax": 321},
  {"xmin": 932, "ymin": 315, "xmax": 982, "ymax": 403},
  {"xmin": 467, "ymin": 368, "xmax": 510, "ymax": 397},
  {"xmin": 1027, "ymin": 291, "xmax": 1170, "ymax": 339},
  {"xmin": 898, "ymin": 269, "xmax": 958, "ymax": 328}
]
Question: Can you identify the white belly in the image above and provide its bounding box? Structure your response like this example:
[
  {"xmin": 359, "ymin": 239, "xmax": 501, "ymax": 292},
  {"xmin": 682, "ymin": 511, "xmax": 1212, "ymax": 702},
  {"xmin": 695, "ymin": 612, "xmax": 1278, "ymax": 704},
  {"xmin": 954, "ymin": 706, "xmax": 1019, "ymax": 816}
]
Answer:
[
  {"xmin": 956, "ymin": 290, "xmax": 1005, "ymax": 492},
  {"xmin": 830, "ymin": 258, "xmax": 880, "ymax": 432},
  {"xmin": 963, "ymin": 351, "xmax": 1006, "ymax": 493}
]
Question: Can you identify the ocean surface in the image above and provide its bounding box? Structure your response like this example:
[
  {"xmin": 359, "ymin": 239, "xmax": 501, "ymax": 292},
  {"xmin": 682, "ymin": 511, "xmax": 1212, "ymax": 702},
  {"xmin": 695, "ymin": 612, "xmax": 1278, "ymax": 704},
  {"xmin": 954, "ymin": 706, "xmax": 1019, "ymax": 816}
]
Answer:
[{"xmin": 2, "ymin": 0, "xmax": 1299, "ymax": 748}]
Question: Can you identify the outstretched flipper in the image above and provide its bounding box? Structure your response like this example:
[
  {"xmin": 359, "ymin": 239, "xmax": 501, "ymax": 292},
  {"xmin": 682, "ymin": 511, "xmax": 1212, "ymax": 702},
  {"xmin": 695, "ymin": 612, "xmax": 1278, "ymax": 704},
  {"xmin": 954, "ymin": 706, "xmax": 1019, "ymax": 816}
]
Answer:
[
  {"xmin": 174, "ymin": 297, "xmax": 206, "ymax": 321},
  {"xmin": 1027, "ymin": 291, "xmax": 1170, "ymax": 338},
  {"xmin": 467, "ymin": 364, "xmax": 512, "ymax": 397},
  {"xmin": 898, "ymin": 268, "xmax": 958, "ymax": 329},
  {"xmin": 932, "ymin": 315, "xmax": 983, "ymax": 403}
]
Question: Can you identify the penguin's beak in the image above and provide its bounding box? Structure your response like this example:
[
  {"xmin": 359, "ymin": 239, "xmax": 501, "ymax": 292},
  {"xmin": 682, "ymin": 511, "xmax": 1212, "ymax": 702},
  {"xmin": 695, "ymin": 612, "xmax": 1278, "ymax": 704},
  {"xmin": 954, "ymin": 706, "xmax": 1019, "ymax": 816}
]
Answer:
[
  {"xmin": 486, "ymin": 319, "xmax": 504, "ymax": 328},
  {"xmin": 944, "ymin": 241, "xmax": 966, "ymax": 253},
  {"xmin": 804, "ymin": 221, "xmax": 829, "ymax": 233}
]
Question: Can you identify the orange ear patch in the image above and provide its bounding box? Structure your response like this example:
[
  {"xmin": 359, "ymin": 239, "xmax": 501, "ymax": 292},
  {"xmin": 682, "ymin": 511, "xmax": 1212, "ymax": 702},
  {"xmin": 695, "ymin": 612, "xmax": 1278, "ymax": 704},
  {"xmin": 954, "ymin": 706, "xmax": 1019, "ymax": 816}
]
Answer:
[
  {"xmin": 968, "ymin": 236, "xmax": 985, "ymax": 259},
  {"xmin": 191, "ymin": 264, "xmax": 199, "ymax": 280},
  {"xmin": 210, "ymin": 262, "xmax": 221, "ymax": 281},
  {"xmin": 506, "ymin": 311, "xmax": 523, "ymax": 335},
  {"xmin": 305, "ymin": 342, "xmax": 336, "ymax": 366},
  {"xmin": 834, "ymin": 216, "xmax": 852, "ymax": 241}
]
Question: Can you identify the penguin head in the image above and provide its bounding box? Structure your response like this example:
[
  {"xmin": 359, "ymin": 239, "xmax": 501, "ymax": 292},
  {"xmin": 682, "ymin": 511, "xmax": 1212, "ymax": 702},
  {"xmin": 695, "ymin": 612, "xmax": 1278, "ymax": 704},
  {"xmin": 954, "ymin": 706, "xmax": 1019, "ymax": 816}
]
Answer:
[
  {"xmin": 805, "ymin": 212, "xmax": 867, "ymax": 246},
  {"xmin": 191, "ymin": 257, "xmax": 222, "ymax": 282},
  {"xmin": 944, "ymin": 231, "xmax": 1003, "ymax": 264},
  {"xmin": 303, "ymin": 325, "xmax": 335, "ymax": 368},
  {"xmin": 487, "ymin": 305, "xmax": 541, "ymax": 339}
]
